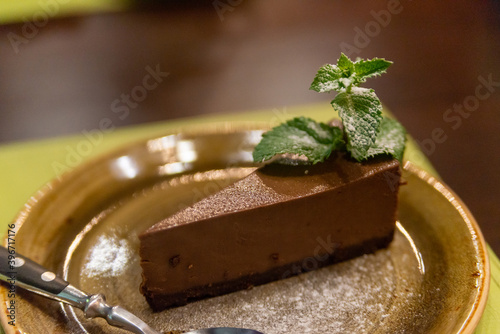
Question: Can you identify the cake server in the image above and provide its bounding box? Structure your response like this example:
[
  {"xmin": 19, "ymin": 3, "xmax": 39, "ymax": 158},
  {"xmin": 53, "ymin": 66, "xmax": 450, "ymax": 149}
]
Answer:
[{"xmin": 0, "ymin": 246, "xmax": 263, "ymax": 334}]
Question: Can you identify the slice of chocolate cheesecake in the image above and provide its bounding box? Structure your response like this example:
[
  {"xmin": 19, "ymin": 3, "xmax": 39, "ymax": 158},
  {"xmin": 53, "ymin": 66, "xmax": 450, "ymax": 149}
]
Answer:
[{"xmin": 139, "ymin": 154, "xmax": 401, "ymax": 311}]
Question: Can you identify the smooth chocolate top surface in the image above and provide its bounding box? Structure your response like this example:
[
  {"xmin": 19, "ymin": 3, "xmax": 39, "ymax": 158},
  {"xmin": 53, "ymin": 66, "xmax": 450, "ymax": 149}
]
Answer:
[{"xmin": 144, "ymin": 155, "xmax": 400, "ymax": 233}]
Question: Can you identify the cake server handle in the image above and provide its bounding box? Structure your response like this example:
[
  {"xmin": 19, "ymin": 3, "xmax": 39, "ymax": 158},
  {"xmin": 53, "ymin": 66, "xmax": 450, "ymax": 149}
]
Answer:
[{"xmin": 0, "ymin": 246, "xmax": 162, "ymax": 334}]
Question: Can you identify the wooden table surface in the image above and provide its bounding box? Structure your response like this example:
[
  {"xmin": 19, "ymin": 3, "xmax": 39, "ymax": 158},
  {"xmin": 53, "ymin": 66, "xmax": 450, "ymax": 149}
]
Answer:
[{"xmin": 1, "ymin": 0, "xmax": 499, "ymax": 254}]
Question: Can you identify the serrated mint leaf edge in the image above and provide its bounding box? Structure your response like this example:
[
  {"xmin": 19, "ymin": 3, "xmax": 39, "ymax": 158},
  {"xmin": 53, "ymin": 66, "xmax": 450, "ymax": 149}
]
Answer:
[
  {"xmin": 309, "ymin": 64, "xmax": 344, "ymax": 93},
  {"xmin": 365, "ymin": 117, "xmax": 407, "ymax": 162},
  {"xmin": 353, "ymin": 58, "xmax": 392, "ymax": 84}
]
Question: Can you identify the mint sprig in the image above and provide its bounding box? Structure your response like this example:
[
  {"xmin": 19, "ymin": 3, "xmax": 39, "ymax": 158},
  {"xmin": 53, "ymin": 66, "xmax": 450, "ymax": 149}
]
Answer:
[
  {"xmin": 310, "ymin": 53, "xmax": 392, "ymax": 161},
  {"xmin": 253, "ymin": 54, "xmax": 407, "ymax": 165},
  {"xmin": 253, "ymin": 117, "xmax": 344, "ymax": 164}
]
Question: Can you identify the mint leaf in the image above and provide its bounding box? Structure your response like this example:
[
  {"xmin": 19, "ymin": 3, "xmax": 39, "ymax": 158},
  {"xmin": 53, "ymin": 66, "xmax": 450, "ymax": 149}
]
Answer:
[
  {"xmin": 331, "ymin": 89, "xmax": 382, "ymax": 161},
  {"xmin": 366, "ymin": 117, "xmax": 407, "ymax": 162},
  {"xmin": 353, "ymin": 58, "xmax": 392, "ymax": 84},
  {"xmin": 310, "ymin": 54, "xmax": 392, "ymax": 94},
  {"xmin": 253, "ymin": 117, "xmax": 344, "ymax": 164},
  {"xmin": 337, "ymin": 53, "xmax": 355, "ymax": 76},
  {"xmin": 286, "ymin": 116, "xmax": 337, "ymax": 144},
  {"xmin": 309, "ymin": 64, "xmax": 344, "ymax": 93}
]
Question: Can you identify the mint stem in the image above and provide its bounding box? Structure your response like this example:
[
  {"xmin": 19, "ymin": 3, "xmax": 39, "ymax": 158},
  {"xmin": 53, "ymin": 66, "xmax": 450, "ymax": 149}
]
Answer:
[{"xmin": 346, "ymin": 84, "xmax": 352, "ymax": 94}]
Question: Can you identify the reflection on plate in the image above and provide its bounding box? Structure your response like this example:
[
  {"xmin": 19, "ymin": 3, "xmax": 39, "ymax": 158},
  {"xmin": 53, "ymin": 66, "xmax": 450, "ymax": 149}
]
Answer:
[{"xmin": 0, "ymin": 126, "xmax": 489, "ymax": 333}]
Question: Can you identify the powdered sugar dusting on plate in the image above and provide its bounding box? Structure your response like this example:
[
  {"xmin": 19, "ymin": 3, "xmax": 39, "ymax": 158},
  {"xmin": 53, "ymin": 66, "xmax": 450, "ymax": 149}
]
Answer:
[{"xmin": 150, "ymin": 242, "xmax": 417, "ymax": 334}]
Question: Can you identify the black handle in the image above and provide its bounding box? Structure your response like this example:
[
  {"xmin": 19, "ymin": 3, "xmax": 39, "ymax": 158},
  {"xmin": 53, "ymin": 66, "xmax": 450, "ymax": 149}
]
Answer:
[{"xmin": 0, "ymin": 245, "xmax": 69, "ymax": 294}]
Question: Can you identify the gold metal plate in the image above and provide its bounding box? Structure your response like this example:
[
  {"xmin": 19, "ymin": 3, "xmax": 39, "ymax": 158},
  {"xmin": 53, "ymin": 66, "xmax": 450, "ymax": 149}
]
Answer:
[{"xmin": 0, "ymin": 127, "xmax": 489, "ymax": 333}]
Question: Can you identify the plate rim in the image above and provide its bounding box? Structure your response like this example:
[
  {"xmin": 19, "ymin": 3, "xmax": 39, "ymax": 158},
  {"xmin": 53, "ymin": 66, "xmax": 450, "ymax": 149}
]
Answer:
[
  {"xmin": 402, "ymin": 161, "xmax": 490, "ymax": 333},
  {"xmin": 0, "ymin": 125, "xmax": 490, "ymax": 334}
]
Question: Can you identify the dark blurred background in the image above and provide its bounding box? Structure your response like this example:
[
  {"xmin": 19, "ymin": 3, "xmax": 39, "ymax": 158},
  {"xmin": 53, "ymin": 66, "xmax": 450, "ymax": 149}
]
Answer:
[{"xmin": 1, "ymin": 0, "xmax": 499, "ymax": 252}]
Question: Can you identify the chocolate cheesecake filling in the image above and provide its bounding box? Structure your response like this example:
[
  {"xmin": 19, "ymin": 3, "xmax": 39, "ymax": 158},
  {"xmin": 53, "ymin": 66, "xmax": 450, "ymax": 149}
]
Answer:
[{"xmin": 139, "ymin": 154, "xmax": 401, "ymax": 311}]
